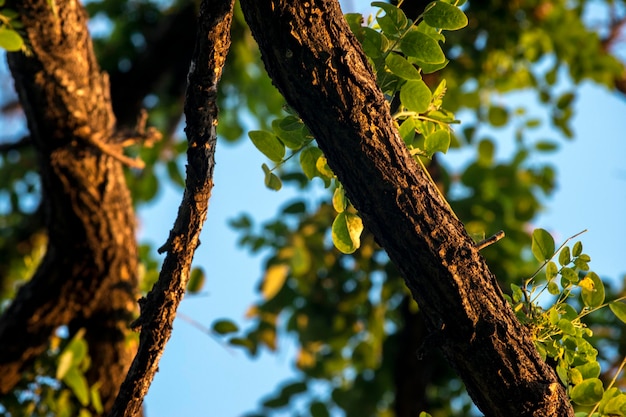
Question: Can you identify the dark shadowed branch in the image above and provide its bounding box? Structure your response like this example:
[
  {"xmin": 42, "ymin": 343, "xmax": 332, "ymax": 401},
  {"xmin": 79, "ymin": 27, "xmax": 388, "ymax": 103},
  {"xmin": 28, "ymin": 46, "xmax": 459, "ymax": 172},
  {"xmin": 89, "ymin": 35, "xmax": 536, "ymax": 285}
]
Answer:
[
  {"xmin": 239, "ymin": 0, "xmax": 574, "ymax": 415},
  {"xmin": 108, "ymin": 1, "xmax": 235, "ymax": 415}
]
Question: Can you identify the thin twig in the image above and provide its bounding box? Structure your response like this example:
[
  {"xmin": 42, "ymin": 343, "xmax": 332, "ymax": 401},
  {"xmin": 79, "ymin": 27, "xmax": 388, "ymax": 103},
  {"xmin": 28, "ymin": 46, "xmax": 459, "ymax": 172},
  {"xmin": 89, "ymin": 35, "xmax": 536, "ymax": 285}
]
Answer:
[{"xmin": 477, "ymin": 230, "xmax": 505, "ymax": 250}]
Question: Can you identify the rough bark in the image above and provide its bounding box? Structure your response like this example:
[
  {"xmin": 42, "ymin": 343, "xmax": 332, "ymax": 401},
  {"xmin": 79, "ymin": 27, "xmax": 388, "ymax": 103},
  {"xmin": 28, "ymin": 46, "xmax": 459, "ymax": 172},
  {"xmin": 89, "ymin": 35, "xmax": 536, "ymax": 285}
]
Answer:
[
  {"xmin": 0, "ymin": 0, "xmax": 138, "ymax": 411},
  {"xmin": 109, "ymin": 0, "xmax": 234, "ymax": 415},
  {"xmin": 239, "ymin": 1, "xmax": 574, "ymax": 416}
]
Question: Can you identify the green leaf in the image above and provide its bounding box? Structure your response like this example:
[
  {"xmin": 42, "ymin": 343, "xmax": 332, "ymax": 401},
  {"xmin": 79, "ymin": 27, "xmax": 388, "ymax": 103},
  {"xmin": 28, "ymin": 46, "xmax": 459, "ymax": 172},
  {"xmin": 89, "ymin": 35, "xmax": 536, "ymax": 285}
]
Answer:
[
  {"xmin": 531, "ymin": 228, "xmax": 555, "ymax": 262},
  {"xmin": 557, "ymin": 318, "xmax": 576, "ymax": 335},
  {"xmin": 187, "ymin": 267, "xmax": 205, "ymax": 293},
  {"xmin": 401, "ymin": 30, "xmax": 445, "ymax": 64},
  {"xmin": 272, "ymin": 116, "xmax": 308, "ymax": 149},
  {"xmin": 547, "ymin": 281, "xmax": 560, "ymax": 295},
  {"xmin": 609, "ymin": 301, "xmax": 626, "ymax": 324},
  {"xmin": 570, "ymin": 378, "xmax": 604, "ymax": 406},
  {"xmin": 424, "ymin": 129, "xmax": 450, "ymax": 155},
  {"xmin": 227, "ymin": 337, "xmax": 256, "ymax": 354},
  {"xmin": 398, "ymin": 118, "xmax": 417, "ymax": 144},
  {"xmin": 332, "ymin": 212, "xmax": 363, "ymax": 254},
  {"xmin": 261, "ymin": 264, "xmax": 289, "ymax": 300},
  {"xmin": 488, "ymin": 106, "xmax": 509, "ymax": 127},
  {"xmin": 262, "ymin": 163, "xmax": 282, "ymax": 191},
  {"xmin": 0, "ymin": 27, "xmax": 24, "ymax": 52},
  {"xmin": 212, "ymin": 319, "xmax": 239, "ymax": 335},
  {"xmin": 581, "ymin": 272, "xmax": 604, "ymax": 308},
  {"xmin": 556, "ymin": 92, "xmax": 575, "ymax": 110},
  {"xmin": 63, "ymin": 367, "xmax": 90, "ymax": 406},
  {"xmin": 558, "ymin": 246, "xmax": 571, "ymax": 266},
  {"xmin": 535, "ymin": 141, "xmax": 559, "ymax": 152},
  {"xmin": 249, "ymin": 130, "xmax": 285, "ymax": 162},
  {"xmin": 300, "ymin": 146, "xmax": 323, "ymax": 179},
  {"xmin": 310, "ymin": 401, "xmax": 330, "ymax": 417},
  {"xmin": 573, "ymin": 241, "xmax": 583, "ymax": 257},
  {"xmin": 90, "ymin": 384, "xmax": 104, "ymax": 414},
  {"xmin": 546, "ymin": 261, "xmax": 558, "ymax": 280},
  {"xmin": 57, "ymin": 331, "xmax": 88, "ymax": 379},
  {"xmin": 412, "ymin": 57, "xmax": 449, "ymax": 74},
  {"xmin": 423, "ymin": 1, "xmax": 468, "ymax": 30},
  {"xmin": 280, "ymin": 381, "xmax": 308, "ymax": 397},
  {"xmin": 561, "ymin": 267, "xmax": 578, "ymax": 284},
  {"xmin": 385, "ymin": 53, "xmax": 422, "ymax": 80},
  {"xmin": 603, "ymin": 392, "xmax": 626, "ymax": 415},
  {"xmin": 315, "ymin": 156, "xmax": 334, "ymax": 180},
  {"xmin": 361, "ymin": 27, "xmax": 388, "ymax": 58},
  {"xmin": 575, "ymin": 361, "xmax": 601, "ymax": 380},
  {"xmin": 332, "ymin": 186, "xmax": 347, "ymax": 213},
  {"xmin": 372, "ymin": 2, "xmax": 409, "ymax": 36},
  {"xmin": 477, "ymin": 139, "xmax": 494, "ymax": 166},
  {"xmin": 400, "ymin": 79, "xmax": 432, "ymax": 113}
]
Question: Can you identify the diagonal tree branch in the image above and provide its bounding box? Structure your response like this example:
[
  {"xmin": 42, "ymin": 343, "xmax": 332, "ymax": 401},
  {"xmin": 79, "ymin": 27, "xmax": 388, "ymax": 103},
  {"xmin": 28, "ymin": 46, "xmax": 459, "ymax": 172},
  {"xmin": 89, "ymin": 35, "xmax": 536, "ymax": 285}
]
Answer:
[
  {"xmin": 108, "ymin": 0, "xmax": 235, "ymax": 415},
  {"xmin": 239, "ymin": 0, "xmax": 574, "ymax": 416}
]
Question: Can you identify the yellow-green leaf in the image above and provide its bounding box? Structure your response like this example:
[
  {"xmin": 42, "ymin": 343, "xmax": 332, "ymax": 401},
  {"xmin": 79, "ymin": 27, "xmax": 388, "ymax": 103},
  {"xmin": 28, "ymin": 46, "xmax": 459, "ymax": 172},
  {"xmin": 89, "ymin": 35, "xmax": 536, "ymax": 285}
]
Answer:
[
  {"xmin": 63, "ymin": 367, "xmax": 90, "ymax": 406},
  {"xmin": 332, "ymin": 186, "xmax": 347, "ymax": 213},
  {"xmin": 272, "ymin": 116, "xmax": 308, "ymax": 149},
  {"xmin": 187, "ymin": 267, "xmax": 205, "ymax": 293},
  {"xmin": 609, "ymin": 301, "xmax": 626, "ymax": 324},
  {"xmin": 581, "ymin": 271, "xmax": 604, "ymax": 308},
  {"xmin": 249, "ymin": 130, "xmax": 285, "ymax": 162},
  {"xmin": 0, "ymin": 27, "xmax": 24, "ymax": 52},
  {"xmin": 424, "ymin": 129, "xmax": 450, "ymax": 156},
  {"xmin": 401, "ymin": 31, "xmax": 445, "ymax": 64},
  {"xmin": 531, "ymin": 228, "xmax": 555, "ymax": 262},
  {"xmin": 262, "ymin": 163, "xmax": 282, "ymax": 191},
  {"xmin": 423, "ymin": 1, "xmax": 468, "ymax": 31},
  {"xmin": 332, "ymin": 212, "xmax": 363, "ymax": 254},
  {"xmin": 212, "ymin": 319, "xmax": 239, "ymax": 335},
  {"xmin": 385, "ymin": 53, "xmax": 422, "ymax": 80},
  {"xmin": 400, "ymin": 79, "xmax": 432, "ymax": 113},
  {"xmin": 570, "ymin": 378, "xmax": 604, "ymax": 406},
  {"xmin": 300, "ymin": 146, "xmax": 323, "ymax": 179}
]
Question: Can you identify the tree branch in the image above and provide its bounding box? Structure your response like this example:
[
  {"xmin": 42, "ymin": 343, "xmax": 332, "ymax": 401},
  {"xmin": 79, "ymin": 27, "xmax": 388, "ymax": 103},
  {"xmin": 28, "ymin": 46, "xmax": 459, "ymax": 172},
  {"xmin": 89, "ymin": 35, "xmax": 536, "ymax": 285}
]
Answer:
[
  {"xmin": 108, "ymin": 1, "xmax": 235, "ymax": 415},
  {"xmin": 1, "ymin": 0, "xmax": 139, "ymax": 409},
  {"xmin": 239, "ymin": 1, "xmax": 573, "ymax": 416}
]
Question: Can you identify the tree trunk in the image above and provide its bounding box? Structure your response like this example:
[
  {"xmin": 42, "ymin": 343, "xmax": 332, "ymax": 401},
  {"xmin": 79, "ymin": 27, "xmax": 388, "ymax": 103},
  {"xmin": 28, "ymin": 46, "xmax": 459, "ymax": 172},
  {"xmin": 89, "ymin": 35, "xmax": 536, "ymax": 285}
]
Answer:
[
  {"xmin": 0, "ymin": 0, "xmax": 138, "ymax": 411},
  {"xmin": 239, "ymin": 1, "xmax": 574, "ymax": 416}
]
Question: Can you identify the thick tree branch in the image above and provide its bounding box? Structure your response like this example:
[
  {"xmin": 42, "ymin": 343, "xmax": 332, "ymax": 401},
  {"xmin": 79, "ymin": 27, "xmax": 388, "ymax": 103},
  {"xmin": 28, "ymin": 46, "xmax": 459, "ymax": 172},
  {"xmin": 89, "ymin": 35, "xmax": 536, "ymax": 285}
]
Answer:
[
  {"xmin": 240, "ymin": 1, "xmax": 573, "ymax": 416},
  {"xmin": 108, "ymin": 1, "xmax": 234, "ymax": 415},
  {"xmin": 0, "ymin": 0, "xmax": 138, "ymax": 410}
]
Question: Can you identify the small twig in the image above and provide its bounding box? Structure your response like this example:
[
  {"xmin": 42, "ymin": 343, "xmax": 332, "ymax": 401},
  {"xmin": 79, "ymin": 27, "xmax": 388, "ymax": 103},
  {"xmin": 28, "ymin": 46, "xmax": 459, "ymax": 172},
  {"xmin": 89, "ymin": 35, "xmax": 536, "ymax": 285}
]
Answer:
[
  {"xmin": 176, "ymin": 313, "xmax": 236, "ymax": 354},
  {"xmin": 85, "ymin": 131, "xmax": 146, "ymax": 169},
  {"xmin": 476, "ymin": 230, "xmax": 505, "ymax": 250},
  {"xmin": 85, "ymin": 110, "xmax": 163, "ymax": 169}
]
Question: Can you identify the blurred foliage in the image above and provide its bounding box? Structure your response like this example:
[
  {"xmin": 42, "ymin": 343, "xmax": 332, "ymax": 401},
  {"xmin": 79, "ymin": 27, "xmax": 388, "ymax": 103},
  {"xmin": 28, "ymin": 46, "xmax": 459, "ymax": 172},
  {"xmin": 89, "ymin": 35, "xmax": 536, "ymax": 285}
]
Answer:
[{"xmin": 1, "ymin": 0, "xmax": 626, "ymax": 416}]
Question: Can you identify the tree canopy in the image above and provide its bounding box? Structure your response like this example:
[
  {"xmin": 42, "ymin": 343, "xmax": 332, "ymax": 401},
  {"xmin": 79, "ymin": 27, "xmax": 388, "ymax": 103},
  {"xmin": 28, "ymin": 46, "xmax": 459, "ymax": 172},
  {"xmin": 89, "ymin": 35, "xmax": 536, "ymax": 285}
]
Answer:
[{"xmin": 1, "ymin": 0, "xmax": 626, "ymax": 416}]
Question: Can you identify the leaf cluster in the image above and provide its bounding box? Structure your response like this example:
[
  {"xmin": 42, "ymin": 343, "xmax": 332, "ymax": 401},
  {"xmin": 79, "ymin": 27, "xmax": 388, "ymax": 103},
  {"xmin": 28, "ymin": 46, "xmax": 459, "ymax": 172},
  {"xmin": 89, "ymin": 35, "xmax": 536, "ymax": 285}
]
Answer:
[
  {"xmin": 1, "ymin": 330, "xmax": 103, "ymax": 417},
  {"xmin": 509, "ymin": 229, "xmax": 626, "ymax": 415}
]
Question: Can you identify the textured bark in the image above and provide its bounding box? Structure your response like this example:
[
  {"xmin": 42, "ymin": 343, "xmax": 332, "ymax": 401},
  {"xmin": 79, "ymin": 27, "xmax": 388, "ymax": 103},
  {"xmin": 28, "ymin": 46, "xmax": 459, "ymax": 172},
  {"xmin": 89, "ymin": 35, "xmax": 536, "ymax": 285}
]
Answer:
[
  {"xmin": 240, "ymin": 1, "xmax": 574, "ymax": 416},
  {"xmin": 0, "ymin": 0, "xmax": 138, "ymax": 411},
  {"xmin": 109, "ymin": 0, "xmax": 234, "ymax": 415}
]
